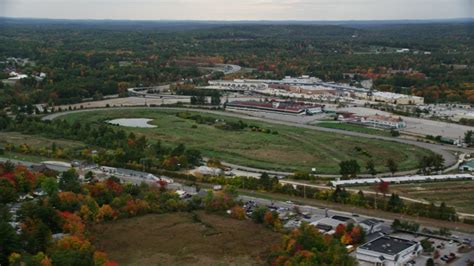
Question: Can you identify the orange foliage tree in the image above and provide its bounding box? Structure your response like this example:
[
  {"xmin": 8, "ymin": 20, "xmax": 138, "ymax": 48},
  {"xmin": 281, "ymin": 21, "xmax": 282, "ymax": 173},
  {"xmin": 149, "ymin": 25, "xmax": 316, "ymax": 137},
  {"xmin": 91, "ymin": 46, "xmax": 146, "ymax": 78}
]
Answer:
[{"xmin": 230, "ymin": 205, "xmax": 246, "ymax": 220}]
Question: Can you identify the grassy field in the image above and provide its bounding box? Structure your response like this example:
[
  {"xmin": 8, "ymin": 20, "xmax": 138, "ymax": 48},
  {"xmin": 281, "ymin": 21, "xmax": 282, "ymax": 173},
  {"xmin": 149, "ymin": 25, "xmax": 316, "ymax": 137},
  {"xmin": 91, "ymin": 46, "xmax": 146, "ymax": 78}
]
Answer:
[
  {"xmin": 0, "ymin": 132, "xmax": 84, "ymax": 149},
  {"xmin": 0, "ymin": 152, "xmax": 58, "ymax": 163},
  {"xmin": 92, "ymin": 211, "xmax": 280, "ymax": 266},
  {"xmin": 353, "ymin": 181, "xmax": 474, "ymax": 214},
  {"xmin": 61, "ymin": 108, "xmax": 433, "ymax": 174},
  {"xmin": 316, "ymin": 122, "xmax": 392, "ymax": 137}
]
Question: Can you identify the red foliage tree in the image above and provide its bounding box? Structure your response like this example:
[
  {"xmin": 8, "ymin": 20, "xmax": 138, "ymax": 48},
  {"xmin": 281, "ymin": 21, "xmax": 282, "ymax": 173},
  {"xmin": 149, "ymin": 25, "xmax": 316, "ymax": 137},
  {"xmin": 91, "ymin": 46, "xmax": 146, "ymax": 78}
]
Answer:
[
  {"xmin": 375, "ymin": 181, "xmax": 390, "ymax": 196},
  {"xmin": 334, "ymin": 224, "xmax": 346, "ymax": 239}
]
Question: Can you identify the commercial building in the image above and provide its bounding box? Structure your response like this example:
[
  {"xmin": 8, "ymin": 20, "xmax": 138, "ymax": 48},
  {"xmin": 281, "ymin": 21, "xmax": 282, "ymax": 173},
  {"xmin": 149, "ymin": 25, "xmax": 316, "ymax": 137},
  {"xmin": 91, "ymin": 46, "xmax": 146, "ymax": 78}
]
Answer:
[
  {"xmin": 206, "ymin": 75, "xmax": 369, "ymax": 95},
  {"xmin": 356, "ymin": 236, "xmax": 422, "ymax": 266},
  {"xmin": 226, "ymin": 100, "xmax": 324, "ymax": 115},
  {"xmin": 459, "ymin": 161, "xmax": 474, "ymax": 172},
  {"xmin": 337, "ymin": 112, "xmax": 406, "ymax": 129},
  {"xmin": 365, "ymin": 114, "xmax": 407, "ymax": 129},
  {"xmin": 359, "ymin": 219, "xmax": 384, "ymax": 234},
  {"xmin": 207, "ymin": 79, "xmax": 268, "ymax": 92},
  {"xmin": 99, "ymin": 166, "xmax": 174, "ymax": 183},
  {"xmin": 355, "ymin": 91, "xmax": 424, "ymax": 105},
  {"xmin": 310, "ymin": 216, "xmax": 356, "ymax": 234}
]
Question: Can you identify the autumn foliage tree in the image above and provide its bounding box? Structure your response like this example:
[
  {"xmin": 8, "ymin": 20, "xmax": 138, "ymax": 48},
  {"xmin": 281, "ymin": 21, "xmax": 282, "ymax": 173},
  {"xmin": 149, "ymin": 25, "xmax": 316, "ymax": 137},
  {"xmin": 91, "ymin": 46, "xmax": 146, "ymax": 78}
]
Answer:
[
  {"xmin": 96, "ymin": 205, "xmax": 117, "ymax": 222},
  {"xmin": 269, "ymin": 222, "xmax": 356, "ymax": 265},
  {"xmin": 230, "ymin": 205, "xmax": 246, "ymax": 220},
  {"xmin": 375, "ymin": 181, "xmax": 390, "ymax": 197}
]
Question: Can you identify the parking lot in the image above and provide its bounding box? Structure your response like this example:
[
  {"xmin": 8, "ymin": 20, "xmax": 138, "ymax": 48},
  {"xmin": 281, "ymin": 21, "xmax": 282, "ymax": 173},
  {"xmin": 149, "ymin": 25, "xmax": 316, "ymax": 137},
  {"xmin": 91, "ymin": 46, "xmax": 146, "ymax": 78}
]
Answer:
[
  {"xmin": 339, "ymin": 107, "xmax": 472, "ymax": 139},
  {"xmin": 387, "ymin": 232, "xmax": 474, "ymax": 265},
  {"xmin": 238, "ymin": 195, "xmax": 474, "ymax": 265},
  {"xmin": 238, "ymin": 195, "xmax": 391, "ymax": 233}
]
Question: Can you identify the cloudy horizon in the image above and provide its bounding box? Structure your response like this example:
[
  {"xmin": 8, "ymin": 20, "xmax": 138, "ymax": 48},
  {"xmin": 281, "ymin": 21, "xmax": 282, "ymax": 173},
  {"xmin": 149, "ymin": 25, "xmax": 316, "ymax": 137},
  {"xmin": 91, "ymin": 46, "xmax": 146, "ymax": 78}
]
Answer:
[{"xmin": 1, "ymin": 0, "xmax": 472, "ymax": 21}]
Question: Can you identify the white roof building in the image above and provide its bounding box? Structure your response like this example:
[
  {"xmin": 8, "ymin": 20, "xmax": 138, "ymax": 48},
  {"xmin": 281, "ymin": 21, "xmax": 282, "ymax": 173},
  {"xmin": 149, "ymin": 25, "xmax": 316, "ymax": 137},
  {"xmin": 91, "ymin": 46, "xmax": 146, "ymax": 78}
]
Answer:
[
  {"xmin": 331, "ymin": 174, "xmax": 474, "ymax": 187},
  {"xmin": 356, "ymin": 236, "xmax": 422, "ymax": 266}
]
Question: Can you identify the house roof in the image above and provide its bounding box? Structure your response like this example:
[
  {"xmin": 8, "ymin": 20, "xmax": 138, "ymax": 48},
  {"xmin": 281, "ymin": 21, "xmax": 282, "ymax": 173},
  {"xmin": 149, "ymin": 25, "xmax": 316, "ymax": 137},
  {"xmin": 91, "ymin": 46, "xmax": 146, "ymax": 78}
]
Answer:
[
  {"xmin": 461, "ymin": 161, "xmax": 474, "ymax": 169},
  {"xmin": 314, "ymin": 217, "xmax": 345, "ymax": 229},
  {"xmin": 360, "ymin": 218, "xmax": 383, "ymax": 227},
  {"xmin": 314, "ymin": 223, "xmax": 333, "ymax": 232},
  {"xmin": 331, "ymin": 215, "xmax": 353, "ymax": 222}
]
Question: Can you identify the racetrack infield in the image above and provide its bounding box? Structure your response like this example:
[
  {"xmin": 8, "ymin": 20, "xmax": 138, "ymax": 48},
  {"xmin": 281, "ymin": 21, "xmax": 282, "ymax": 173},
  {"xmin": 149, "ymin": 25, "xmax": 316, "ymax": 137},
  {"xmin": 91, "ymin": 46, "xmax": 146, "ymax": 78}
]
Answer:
[{"xmin": 61, "ymin": 108, "xmax": 434, "ymax": 174}]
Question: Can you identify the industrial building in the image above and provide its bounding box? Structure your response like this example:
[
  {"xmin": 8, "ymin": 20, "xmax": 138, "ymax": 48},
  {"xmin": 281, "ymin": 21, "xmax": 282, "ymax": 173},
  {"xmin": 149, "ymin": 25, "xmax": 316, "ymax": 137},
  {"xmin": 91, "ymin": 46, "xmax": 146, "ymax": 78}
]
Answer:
[
  {"xmin": 369, "ymin": 91, "xmax": 424, "ymax": 105},
  {"xmin": 356, "ymin": 236, "xmax": 422, "ymax": 266},
  {"xmin": 331, "ymin": 173, "xmax": 474, "ymax": 187}
]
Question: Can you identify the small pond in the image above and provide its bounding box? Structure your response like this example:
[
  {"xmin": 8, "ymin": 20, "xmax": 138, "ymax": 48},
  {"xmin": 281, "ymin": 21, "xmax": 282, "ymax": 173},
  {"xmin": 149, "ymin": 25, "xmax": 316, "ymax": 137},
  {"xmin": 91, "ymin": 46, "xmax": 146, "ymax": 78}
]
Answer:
[{"xmin": 106, "ymin": 118, "xmax": 157, "ymax": 128}]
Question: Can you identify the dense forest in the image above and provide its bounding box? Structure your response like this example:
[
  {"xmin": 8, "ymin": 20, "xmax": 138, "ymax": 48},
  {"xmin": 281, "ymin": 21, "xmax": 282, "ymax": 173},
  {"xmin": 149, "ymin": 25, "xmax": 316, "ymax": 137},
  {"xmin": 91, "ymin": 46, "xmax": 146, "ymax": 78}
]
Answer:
[{"xmin": 0, "ymin": 19, "xmax": 473, "ymax": 108}]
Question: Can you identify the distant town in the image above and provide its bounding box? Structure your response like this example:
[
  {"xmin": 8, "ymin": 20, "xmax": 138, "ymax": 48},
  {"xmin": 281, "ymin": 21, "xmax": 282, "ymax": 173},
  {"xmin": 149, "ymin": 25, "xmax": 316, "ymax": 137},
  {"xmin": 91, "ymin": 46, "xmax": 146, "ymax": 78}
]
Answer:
[{"xmin": 1, "ymin": 18, "xmax": 473, "ymax": 266}]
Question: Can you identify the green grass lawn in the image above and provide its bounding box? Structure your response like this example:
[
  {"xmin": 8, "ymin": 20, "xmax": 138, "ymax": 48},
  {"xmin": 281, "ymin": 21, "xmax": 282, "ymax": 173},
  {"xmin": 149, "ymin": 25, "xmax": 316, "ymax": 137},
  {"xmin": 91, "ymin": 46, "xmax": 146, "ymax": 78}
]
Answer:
[
  {"xmin": 316, "ymin": 122, "xmax": 392, "ymax": 137},
  {"xmin": 0, "ymin": 152, "xmax": 61, "ymax": 163},
  {"xmin": 0, "ymin": 132, "xmax": 84, "ymax": 149},
  {"xmin": 353, "ymin": 180, "xmax": 474, "ymax": 214},
  {"xmin": 0, "ymin": 132, "xmax": 85, "ymax": 163},
  {"xmin": 61, "ymin": 108, "xmax": 433, "ymax": 174}
]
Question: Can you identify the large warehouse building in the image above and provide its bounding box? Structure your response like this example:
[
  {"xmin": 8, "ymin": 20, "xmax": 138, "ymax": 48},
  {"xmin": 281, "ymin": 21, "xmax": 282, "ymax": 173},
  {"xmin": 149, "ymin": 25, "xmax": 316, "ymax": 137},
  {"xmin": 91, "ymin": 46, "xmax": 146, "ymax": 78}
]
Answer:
[
  {"xmin": 226, "ymin": 100, "xmax": 324, "ymax": 115},
  {"xmin": 356, "ymin": 236, "xmax": 422, "ymax": 266}
]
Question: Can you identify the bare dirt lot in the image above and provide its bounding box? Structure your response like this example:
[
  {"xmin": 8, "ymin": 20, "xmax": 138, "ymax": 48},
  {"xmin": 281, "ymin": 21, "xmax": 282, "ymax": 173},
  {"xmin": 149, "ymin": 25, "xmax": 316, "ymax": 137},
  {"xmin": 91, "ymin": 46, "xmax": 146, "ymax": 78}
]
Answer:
[{"xmin": 92, "ymin": 211, "xmax": 281, "ymax": 266}]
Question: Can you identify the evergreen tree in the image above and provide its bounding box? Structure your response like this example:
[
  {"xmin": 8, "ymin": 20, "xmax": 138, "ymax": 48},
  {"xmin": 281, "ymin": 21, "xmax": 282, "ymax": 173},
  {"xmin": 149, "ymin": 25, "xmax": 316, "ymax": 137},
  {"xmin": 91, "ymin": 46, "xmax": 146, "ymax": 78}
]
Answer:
[{"xmin": 386, "ymin": 158, "xmax": 398, "ymax": 175}]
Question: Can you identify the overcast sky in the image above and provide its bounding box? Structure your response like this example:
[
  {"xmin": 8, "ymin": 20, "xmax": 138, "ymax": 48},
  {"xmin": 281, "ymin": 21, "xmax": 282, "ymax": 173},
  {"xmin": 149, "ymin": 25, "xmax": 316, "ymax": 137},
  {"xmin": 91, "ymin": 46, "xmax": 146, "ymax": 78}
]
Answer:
[{"xmin": 1, "ymin": 0, "xmax": 472, "ymax": 21}]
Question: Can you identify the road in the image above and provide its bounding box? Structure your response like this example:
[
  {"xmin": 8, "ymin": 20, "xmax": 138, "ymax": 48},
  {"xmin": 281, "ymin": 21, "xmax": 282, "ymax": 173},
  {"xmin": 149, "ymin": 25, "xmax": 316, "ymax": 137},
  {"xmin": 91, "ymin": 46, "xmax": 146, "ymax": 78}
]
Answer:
[{"xmin": 42, "ymin": 106, "xmax": 472, "ymax": 172}]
